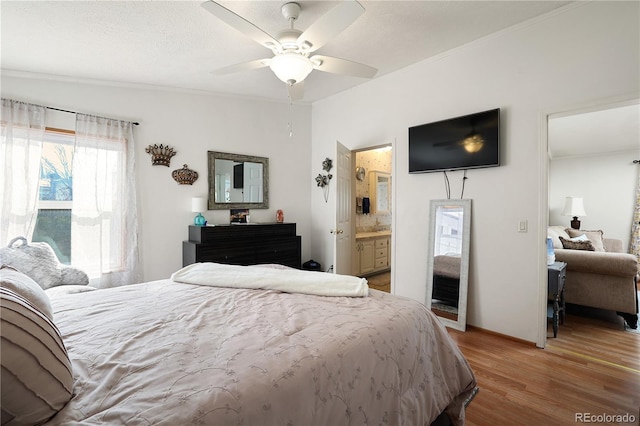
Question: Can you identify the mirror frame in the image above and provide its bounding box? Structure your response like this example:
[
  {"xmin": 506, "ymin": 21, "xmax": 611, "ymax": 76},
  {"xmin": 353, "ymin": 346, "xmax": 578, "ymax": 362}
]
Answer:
[
  {"xmin": 207, "ymin": 151, "xmax": 269, "ymax": 210},
  {"xmin": 426, "ymin": 199, "xmax": 471, "ymax": 331}
]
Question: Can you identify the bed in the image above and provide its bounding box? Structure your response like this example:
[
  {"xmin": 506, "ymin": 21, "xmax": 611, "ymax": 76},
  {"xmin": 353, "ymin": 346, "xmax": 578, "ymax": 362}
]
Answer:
[{"xmin": 2, "ymin": 263, "xmax": 477, "ymax": 425}]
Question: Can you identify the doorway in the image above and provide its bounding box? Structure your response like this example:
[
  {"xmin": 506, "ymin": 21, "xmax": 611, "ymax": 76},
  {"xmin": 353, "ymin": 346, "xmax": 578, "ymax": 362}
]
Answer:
[
  {"xmin": 540, "ymin": 96, "xmax": 639, "ymax": 348},
  {"xmin": 352, "ymin": 145, "xmax": 393, "ymax": 292}
]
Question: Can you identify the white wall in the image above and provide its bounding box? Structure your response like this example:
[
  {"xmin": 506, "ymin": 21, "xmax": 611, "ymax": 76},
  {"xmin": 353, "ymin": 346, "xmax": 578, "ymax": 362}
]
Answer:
[
  {"xmin": 550, "ymin": 150, "xmax": 638, "ymax": 249},
  {"xmin": 1, "ymin": 76, "xmax": 312, "ymax": 282},
  {"xmin": 310, "ymin": 2, "xmax": 640, "ymax": 342}
]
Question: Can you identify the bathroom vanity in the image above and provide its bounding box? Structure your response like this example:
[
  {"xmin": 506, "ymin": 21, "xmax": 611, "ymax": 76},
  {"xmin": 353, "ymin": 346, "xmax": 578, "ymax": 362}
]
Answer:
[{"xmin": 355, "ymin": 230, "xmax": 391, "ymax": 276}]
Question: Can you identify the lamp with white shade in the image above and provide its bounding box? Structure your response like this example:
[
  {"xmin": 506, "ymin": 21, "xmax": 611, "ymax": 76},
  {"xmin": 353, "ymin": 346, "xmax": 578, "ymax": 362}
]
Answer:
[
  {"xmin": 561, "ymin": 196, "xmax": 586, "ymax": 230},
  {"xmin": 191, "ymin": 197, "xmax": 208, "ymax": 227}
]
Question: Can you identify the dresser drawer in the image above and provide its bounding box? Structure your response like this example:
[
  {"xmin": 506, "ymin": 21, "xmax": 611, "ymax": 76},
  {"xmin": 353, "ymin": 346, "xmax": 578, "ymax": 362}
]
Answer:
[
  {"xmin": 375, "ymin": 248, "xmax": 388, "ymax": 259},
  {"xmin": 183, "ymin": 224, "xmax": 301, "ymax": 269},
  {"xmin": 375, "ymin": 238, "xmax": 387, "ymax": 249},
  {"xmin": 375, "ymin": 257, "xmax": 388, "ymax": 268}
]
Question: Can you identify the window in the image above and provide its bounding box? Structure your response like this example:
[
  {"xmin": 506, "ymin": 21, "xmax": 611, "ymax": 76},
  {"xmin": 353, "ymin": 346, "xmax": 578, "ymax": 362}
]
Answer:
[
  {"xmin": 2, "ymin": 100, "xmax": 138, "ymax": 287},
  {"xmin": 33, "ymin": 130, "xmax": 74, "ymax": 264},
  {"xmin": 31, "ymin": 127, "xmax": 132, "ymax": 277}
]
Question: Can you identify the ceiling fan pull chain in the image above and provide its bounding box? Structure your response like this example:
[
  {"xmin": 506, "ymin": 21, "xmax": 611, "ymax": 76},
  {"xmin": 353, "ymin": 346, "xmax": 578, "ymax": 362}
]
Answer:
[{"xmin": 288, "ymin": 98, "xmax": 293, "ymax": 138}]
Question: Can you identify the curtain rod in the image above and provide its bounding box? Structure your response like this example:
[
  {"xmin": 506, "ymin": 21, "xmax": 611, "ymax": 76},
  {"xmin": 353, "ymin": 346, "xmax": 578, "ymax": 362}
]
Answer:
[{"xmin": 46, "ymin": 106, "xmax": 140, "ymax": 126}]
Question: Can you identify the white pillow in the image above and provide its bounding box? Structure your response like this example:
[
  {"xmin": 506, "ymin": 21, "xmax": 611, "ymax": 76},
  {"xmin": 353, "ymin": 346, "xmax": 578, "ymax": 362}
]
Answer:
[
  {"xmin": 1, "ymin": 265, "xmax": 53, "ymax": 321},
  {"xmin": 568, "ymin": 234, "xmax": 589, "ymax": 242},
  {"xmin": 0, "ymin": 287, "xmax": 73, "ymax": 424}
]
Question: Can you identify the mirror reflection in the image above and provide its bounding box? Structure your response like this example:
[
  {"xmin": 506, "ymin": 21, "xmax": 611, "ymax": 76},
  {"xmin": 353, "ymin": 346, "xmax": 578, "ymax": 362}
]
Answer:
[
  {"xmin": 213, "ymin": 159, "xmax": 264, "ymax": 203},
  {"xmin": 426, "ymin": 199, "xmax": 471, "ymax": 331},
  {"xmin": 369, "ymin": 171, "xmax": 391, "ymax": 214},
  {"xmin": 208, "ymin": 151, "xmax": 269, "ymax": 210}
]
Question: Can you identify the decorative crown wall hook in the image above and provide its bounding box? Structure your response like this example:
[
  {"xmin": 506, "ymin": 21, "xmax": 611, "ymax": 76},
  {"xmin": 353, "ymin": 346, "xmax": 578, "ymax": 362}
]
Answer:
[
  {"xmin": 145, "ymin": 144, "xmax": 176, "ymax": 167},
  {"xmin": 172, "ymin": 164, "xmax": 199, "ymax": 185}
]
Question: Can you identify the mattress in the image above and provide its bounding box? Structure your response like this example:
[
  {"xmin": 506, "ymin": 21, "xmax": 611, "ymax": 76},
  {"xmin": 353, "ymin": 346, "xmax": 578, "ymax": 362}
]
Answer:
[{"xmin": 45, "ymin": 267, "xmax": 476, "ymax": 425}]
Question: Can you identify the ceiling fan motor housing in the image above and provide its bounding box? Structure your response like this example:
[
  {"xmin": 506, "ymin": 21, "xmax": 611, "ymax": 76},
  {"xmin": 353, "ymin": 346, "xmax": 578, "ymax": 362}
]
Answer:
[{"xmin": 276, "ymin": 29, "xmax": 303, "ymax": 51}]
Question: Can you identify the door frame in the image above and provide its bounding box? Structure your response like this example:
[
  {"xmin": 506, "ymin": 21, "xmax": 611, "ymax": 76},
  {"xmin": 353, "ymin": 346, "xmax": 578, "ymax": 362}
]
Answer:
[
  {"xmin": 536, "ymin": 93, "xmax": 640, "ymax": 348},
  {"xmin": 349, "ymin": 141, "xmax": 396, "ymax": 291}
]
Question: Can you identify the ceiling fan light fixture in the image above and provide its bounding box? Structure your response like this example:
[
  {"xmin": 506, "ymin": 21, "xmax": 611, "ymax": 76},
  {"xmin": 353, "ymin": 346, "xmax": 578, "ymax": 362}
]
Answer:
[{"xmin": 270, "ymin": 52, "xmax": 313, "ymax": 84}]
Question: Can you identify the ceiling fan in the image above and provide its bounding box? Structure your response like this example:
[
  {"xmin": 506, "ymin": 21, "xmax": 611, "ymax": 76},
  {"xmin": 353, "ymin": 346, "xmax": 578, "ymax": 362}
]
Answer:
[{"xmin": 201, "ymin": 0, "xmax": 378, "ymax": 101}]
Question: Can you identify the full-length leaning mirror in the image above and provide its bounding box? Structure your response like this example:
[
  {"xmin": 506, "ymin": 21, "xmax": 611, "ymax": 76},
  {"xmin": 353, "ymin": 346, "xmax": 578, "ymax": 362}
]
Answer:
[
  {"xmin": 426, "ymin": 199, "xmax": 471, "ymax": 331},
  {"xmin": 208, "ymin": 151, "xmax": 269, "ymax": 210}
]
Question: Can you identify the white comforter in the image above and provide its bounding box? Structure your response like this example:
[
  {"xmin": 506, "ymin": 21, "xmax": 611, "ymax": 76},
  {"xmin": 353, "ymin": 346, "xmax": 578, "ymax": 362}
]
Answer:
[
  {"xmin": 46, "ymin": 273, "xmax": 476, "ymax": 425},
  {"xmin": 172, "ymin": 262, "xmax": 369, "ymax": 297}
]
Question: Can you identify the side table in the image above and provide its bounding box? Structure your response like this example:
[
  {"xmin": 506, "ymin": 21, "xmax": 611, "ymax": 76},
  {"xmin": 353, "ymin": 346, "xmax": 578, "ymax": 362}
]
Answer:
[{"xmin": 547, "ymin": 261, "xmax": 567, "ymax": 338}]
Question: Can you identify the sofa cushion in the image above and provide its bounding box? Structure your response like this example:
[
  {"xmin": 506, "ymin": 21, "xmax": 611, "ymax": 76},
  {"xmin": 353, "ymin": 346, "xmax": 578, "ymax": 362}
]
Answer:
[
  {"xmin": 1, "ymin": 264, "xmax": 53, "ymax": 321},
  {"xmin": 0, "ymin": 287, "xmax": 73, "ymax": 425},
  {"xmin": 566, "ymin": 229, "xmax": 605, "ymax": 252},
  {"xmin": 560, "ymin": 236, "xmax": 595, "ymax": 251}
]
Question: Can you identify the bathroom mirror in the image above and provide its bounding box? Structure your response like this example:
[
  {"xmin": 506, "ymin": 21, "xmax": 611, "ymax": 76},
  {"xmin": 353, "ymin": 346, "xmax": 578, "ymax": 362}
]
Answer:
[
  {"xmin": 207, "ymin": 151, "xmax": 269, "ymax": 210},
  {"xmin": 369, "ymin": 171, "xmax": 391, "ymax": 214},
  {"xmin": 426, "ymin": 199, "xmax": 471, "ymax": 331}
]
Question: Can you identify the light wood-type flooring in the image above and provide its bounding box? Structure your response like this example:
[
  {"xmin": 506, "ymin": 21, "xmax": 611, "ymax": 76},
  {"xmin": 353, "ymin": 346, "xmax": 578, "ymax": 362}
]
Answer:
[
  {"xmin": 366, "ymin": 271, "xmax": 391, "ymax": 293},
  {"xmin": 448, "ymin": 311, "xmax": 640, "ymax": 425},
  {"xmin": 366, "ymin": 271, "xmax": 639, "ymax": 424}
]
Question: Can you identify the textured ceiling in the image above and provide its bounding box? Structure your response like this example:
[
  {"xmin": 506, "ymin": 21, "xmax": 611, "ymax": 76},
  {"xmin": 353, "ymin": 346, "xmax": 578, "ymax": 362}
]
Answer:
[{"xmin": 2, "ymin": 0, "xmax": 570, "ymax": 103}]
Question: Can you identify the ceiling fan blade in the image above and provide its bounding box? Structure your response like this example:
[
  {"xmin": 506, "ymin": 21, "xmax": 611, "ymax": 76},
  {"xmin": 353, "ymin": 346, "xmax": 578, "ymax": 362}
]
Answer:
[
  {"xmin": 201, "ymin": 1, "xmax": 281, "ymax": 50},
  {"xmin": 311, "ymin": 55, "xmax": 377, "ymax": 78},
  {"xmin": 297, "ymin": 1, "xmax": 364, "ymax": 53},
  {"xmin": 212, "ymin": 58, "xmax": 271, "ymax": 76},
  {"xmin": 287, "ymin": 81, "xmax": 304, "ymax": 101}
]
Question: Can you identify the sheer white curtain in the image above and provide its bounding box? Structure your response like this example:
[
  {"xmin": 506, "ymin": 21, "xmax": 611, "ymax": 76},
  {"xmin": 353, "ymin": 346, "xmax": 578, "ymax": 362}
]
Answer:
[
  {"xmin": 630, "ymin": 171, "xmax": 640, "ymax": 267},
  {"xmin": 0, "ymin": 99, "xmax": 46, "ymax": 244},
  {"xmin": 73, "ymin": 114, "xmax": 139, "ymax": 288}
]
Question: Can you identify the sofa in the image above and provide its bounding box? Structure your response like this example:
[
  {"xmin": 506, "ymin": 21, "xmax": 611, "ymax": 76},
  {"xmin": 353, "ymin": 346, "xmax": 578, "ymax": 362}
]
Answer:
[{"xmin": 547, "ymin": 226, "xmax": 638, "ymax": 329}]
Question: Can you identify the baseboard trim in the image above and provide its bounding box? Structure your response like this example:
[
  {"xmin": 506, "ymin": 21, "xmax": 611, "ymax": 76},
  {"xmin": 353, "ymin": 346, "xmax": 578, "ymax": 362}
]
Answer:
[{"xmin": 464, "ymin": 324, "xmax": 537, "ymax": 347}]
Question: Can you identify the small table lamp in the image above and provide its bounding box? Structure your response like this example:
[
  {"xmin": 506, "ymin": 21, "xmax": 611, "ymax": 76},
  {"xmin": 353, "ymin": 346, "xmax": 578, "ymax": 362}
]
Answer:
[
  {"xmin": 191, "ymin": 197, "xmax": 208, "ymax": 226},
  {"xmin": 561, "ymin": 196, "xmax": 586, "ymax": 230}
]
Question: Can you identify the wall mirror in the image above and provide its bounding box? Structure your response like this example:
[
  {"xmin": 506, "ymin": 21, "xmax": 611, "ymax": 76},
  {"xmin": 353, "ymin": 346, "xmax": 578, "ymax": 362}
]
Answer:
[
  {"xmin": 369, "ymin": 171, "xmax": 391, "ymax": 214},
  {"xmin": 426, "ymin": 199, "xmax": 471, "ymax": 331},
  {"xmin": 207, "ymin": 151, "xmax": 269, "ymax": 210}
]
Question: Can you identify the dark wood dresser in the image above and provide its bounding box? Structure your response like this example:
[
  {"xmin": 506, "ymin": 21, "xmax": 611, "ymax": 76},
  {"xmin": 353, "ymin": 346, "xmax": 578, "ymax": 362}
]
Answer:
[{"xmin": 182, "ymin": 223, "xmax": 301, "ymax": 269}]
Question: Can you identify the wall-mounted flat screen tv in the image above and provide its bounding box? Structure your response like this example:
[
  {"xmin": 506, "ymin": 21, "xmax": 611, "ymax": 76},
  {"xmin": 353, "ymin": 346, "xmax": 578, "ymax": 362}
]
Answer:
[{"xmin": 408, "ymin": 108, "xmax": 500, "ymax": 173}]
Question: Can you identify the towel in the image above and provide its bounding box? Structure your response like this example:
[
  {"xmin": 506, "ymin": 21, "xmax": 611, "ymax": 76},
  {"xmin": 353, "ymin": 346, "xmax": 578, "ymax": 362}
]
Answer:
[
  {"xmin": 363, "ymin": 197, "xmax": 370, "ymax": 214},
  {"xmin": 171, "ymin": 262, "xmax": 369, "ymax": 297}
]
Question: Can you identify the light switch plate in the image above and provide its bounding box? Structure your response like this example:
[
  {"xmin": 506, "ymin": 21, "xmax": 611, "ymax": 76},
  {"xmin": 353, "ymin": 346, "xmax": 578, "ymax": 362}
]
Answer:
[{"xmin": 518, "ymin": 219, "xmax": 528, "ymax": 233}]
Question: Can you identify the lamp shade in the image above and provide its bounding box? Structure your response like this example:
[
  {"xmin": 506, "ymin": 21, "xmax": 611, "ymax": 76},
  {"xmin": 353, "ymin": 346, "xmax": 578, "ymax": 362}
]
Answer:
[
  {"xmin": 561, "ymin": 197, "xmax": 586, "ymax": 217},
  {"xmin": 191, "ymin": 197, "xmax": 208, "ymax": 213},
  {"xmin": 269, "ymin": 52, "xmax": 313, "ymax": 84}
]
